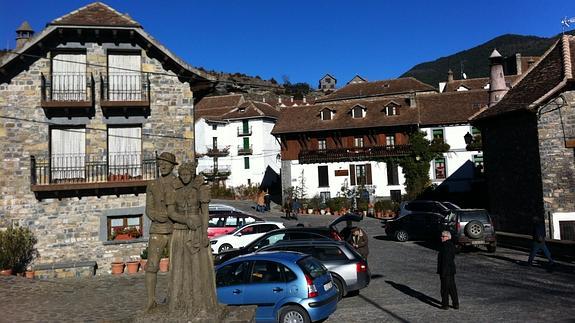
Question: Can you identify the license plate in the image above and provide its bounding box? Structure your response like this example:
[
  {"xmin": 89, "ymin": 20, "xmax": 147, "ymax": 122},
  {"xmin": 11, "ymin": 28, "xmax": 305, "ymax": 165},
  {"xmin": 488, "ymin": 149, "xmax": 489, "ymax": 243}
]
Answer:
[
  {"xmin": 471, "ymin": 240, "xmax": 485, "ymax": 245},
  {"xmin": 324, "ymin": 281, "xmax": 333, "ymax": 291}
]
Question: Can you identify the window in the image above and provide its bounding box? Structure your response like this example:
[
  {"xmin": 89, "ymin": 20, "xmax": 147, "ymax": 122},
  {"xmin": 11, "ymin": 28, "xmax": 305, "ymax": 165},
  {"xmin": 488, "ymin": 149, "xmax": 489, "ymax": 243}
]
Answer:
[
  {"xmin": 243, "ymin": 137, "xmax": 250, "ymax": 150},
  {"xmin": 107, "ymin": 215, "xmax": 143, "ymax": 241},
  {"xmin": 238, "ymin": 225, "xmax": 257, "ymax": 235},
  {"xmin": 434, "ymin": 157, "xmax": 446, "ymax": 179},
  {"xmin": 108, "ymin": 125, "xmax": 142, "ymax": 179},
  {"xmin": 356, "ymin": 164, "xmax": 366, "ymax": 185},
  {"xmin": 354, "ymin": 136, "xmax": 364, "ymax": 148},
  {"xmin": 386, "ymin": 134, "xmax": 396, "ymax": 146},
  {"xmin": 321, "ymin": 109, "xmax": 332, "ymax": 120},
  {"xmin": 384, "ymin": 105, "xmax": 398, "ymax": 116},
  {"xmin": 242, "ymin": 120, "xmax": 249, "ymax": 133},
  {"xmin": 318, "ymin": 166, "xmax": 329, "ymax": 187},
  {"xmin": 320, "ymin": 192, "xmax": 331, "ymax": 204},
  {"xmin": 350, "ymin": 163, "xmax": 372, "ymax": 185},
  {"xmin": 432, "ymin": 129, "xmax": 444, "ymax": 142},
  {"xmin": 352, "ymin": 106, "xmax": 364, "ymax": 118},
  {"xmin": 256, "ymin": 224, "xmax": 281, "ymax": 233},
  {"xmin": 387, "ymin": 162, "xmax": 399, "ymax": 185},
  {"xmin": 216, "ymin": 261, "xmax": 250, "ymax": 287},
  {"xmin": 212, "ymin": 124, "xmax": 217, "ymax": 131},
  {"xmin": 50, "ymin": 126, "xmax": 86, "ymax": 181},
  {"xmin": 244, "ymin": 157, "xmax": 250, "ymax": 169},
  {"xmin": 471, "ymin": 126, "xmax": 481, "ymax": 136},
  {"xmin": 473, "ymin": 155, "xmax": 484, "ymax": 174},
  {"xmin": 312, "ymin": 246, "xmax": 348, "ymax": 261},
  {"xmin": 51, "ymin": 52, "xmax": 87, "ymax": 101},
  {"xmin": 390, "ymin": 190, "xmax": 402, "ymax": 203},
  {"xmin": 251, "ymin": 261, "xmax": 284, "ymax": 283},
  {"xmin": 108, "ymin": 53, "xmax": 141, "ymax": 101},
  {"xmin": 212, "ymin": 137, "xmax": 218, "ymax": 149},
  {"xmin": 318, "ymin": 139, "xmax": 327, "ymax": 150},
  {"xmin": 325, "ymin": 78, "xmax": 331, "ymax": 84}
]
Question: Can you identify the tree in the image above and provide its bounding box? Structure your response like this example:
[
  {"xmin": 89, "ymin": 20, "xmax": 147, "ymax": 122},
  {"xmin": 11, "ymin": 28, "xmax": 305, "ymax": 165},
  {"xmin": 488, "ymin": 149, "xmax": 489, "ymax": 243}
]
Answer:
[{"xmin": 283, "ymin": 81, "xmax": 313, "ymax": 100}]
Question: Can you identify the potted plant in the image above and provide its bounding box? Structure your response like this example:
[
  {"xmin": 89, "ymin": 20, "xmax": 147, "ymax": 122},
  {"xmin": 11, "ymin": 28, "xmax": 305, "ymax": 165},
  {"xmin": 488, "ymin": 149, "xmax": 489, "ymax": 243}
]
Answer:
[
  {"xmin": 308, "ymin": 195, "xmax": 322, "ymax": 215},
  {"xmin": 140, "ymin": 247, "xmax": 148, "ymax": 271},
  {"xmin": 111, "ymin": 260, "xmax": 124, "ymax": 275},
  {"xmin": 126, "ymin": 257, "xmax": 140, "ymax": 274},
  {"xmin": 0, "ymin": 226, "xmax": 39, "ymax": 275},
  {"xmin": 25, "ymin": 265, "xmax": 35, "ymax": 279}
]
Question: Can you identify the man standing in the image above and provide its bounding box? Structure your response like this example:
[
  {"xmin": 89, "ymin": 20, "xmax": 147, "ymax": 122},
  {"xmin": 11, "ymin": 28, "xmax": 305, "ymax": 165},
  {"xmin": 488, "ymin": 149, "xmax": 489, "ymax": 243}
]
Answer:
[
  {"xmin": 527, "ymin": 216, "xmax": 554, "ymax": 268},
  {"xmin": 348, "ymin": 227, "xmax": 369, "ymax": 259},
  {"xmin": 437, "ymin": 231, "xmax": 459, "ymax": 310},
  {"xmin": 145, "ymin": 152, "xmax": 178, "ymax": 312}
]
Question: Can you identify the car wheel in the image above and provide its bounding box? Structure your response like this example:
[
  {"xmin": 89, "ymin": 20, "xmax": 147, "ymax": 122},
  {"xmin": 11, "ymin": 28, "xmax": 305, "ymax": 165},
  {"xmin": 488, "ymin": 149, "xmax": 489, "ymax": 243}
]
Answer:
[
  {"xmin": 487, "ymin": 242, "xmax": 496, "ymax": 253},
  {"xmin": 218, "ymin": 243, "xmax": 233, "ymax": 253},
  {"xmin": 464, "ymin": 220, "xmax": 484, "ymax": 239},
  {"xmin": 395, "ymin": 230, "xmax": 409, "ymax": 242},
  {"xmin": 279, "ymin": 305, "xmax": 310, "ymax": 323},
  {"xmin": 333, "ymin": 277, "xmax": 345, "ymax": 301}
]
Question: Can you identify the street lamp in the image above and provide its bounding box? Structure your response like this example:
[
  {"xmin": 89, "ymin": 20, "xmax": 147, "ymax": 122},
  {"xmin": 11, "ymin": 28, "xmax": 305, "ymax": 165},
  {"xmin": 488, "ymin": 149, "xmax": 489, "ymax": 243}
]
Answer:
[{"xmin": 464, "ymin": 132, "xmax": 473, "ymax": 145}]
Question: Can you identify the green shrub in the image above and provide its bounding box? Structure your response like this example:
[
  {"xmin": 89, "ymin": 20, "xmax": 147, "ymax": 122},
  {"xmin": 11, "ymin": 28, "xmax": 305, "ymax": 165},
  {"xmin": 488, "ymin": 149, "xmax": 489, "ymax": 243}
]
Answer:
[
  {"xmin": 326, "ymin": 197, "xmax": 350, "ymax": 212},
  {"xmin": 374, "ymin": 200, "xmax": 400, "ymax": 213},
  {"xmin": 0, "ymin": 227, "xmax": 39, "ymax": 273},
  {"xmin": 140, "ymin": 247, "xmax": 148, "ymax": 260},
  {"xmin": 210, "ymin": 185, "xmax": 235, "ymax": 199}
]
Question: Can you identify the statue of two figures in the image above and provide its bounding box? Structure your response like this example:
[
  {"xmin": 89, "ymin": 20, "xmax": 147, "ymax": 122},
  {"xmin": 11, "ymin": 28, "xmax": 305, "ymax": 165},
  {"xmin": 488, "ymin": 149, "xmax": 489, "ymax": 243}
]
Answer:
[{"xmin": 139, "ymin": 152, "xmax": 255, "ymax": 323}]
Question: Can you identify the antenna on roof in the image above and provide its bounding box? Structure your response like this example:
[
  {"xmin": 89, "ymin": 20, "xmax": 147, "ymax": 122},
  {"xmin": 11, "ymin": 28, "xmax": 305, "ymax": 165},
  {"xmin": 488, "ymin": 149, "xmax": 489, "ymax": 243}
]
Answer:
[{"xmin": 561, "ymin": 16, "xmax": 575, "ymax": 34}]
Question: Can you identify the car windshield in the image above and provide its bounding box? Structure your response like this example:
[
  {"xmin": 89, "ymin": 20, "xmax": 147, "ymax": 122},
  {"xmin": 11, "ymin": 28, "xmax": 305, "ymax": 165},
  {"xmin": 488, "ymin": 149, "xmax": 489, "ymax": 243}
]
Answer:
[
  {"xmin": 458, "ymin": 211, "xmax": 490, "ymax": 223},
  {"xmin": 297, "ymin": 256, "xmax": 328, "ymax": 279},
  {"xmin": 442, "ymin": 202, "xmax": 461, "ymax": 210}
]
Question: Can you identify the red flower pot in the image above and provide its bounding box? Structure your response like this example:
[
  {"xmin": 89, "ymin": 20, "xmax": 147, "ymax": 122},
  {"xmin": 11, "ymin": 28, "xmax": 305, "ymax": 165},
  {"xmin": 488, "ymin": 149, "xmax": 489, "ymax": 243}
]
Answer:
[
  {"xmin": 126, "ymin": 261, "xmax": 140, "ymax": 274},
  {"xmin": 111, "ymin": 262, "xmax": 124, "ymax": 275}
]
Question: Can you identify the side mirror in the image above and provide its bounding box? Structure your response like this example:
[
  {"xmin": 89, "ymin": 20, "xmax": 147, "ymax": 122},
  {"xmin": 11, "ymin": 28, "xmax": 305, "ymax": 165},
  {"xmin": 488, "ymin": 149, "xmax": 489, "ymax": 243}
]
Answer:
[{"xmin": 235, "ymin": 232, "xmax": 242, "ymax": 237}]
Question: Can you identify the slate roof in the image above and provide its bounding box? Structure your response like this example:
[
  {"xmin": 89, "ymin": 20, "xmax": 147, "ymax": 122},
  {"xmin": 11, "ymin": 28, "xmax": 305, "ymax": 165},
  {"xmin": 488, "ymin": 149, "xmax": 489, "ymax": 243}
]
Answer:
[
  {"xmin": 49, "ymin": 2, "xmax": 141, "ymax": 27},
  {"xmin": 317, "ymin": 77, "xmax": 437, "ymax": 102},
  {"xmin": 443, "ymin": 75, "xmax": 519, "ymax": 92},
  {"xmin": 271, "ymin": 97, "xmax": 419, "ymax": 135},
  {"xmin": 195, "ymin": 94, "xmax": 278, "ymax": 121},
  {"xmin": 473, "ymin": 35, "xmax": 575, "ymax": 121},
  {"xmin": 418, "ymin": 90, "xmax": 489, "ymax": 126}
]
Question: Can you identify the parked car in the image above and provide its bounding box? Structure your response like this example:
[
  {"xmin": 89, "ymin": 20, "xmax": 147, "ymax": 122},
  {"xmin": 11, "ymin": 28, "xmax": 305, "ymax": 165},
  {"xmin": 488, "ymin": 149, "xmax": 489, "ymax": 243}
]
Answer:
[
  {"xmin": 445, "ymin": 209, "xmax": 497, "ymax": 252},
  {"xmin": 211, "ymin": 221, "xmax": 285, "ymax": 254},
  {"xmin": 441, "ymin": 201, "xmax": 461, "ymax": 210},
  {"xmin": 215, "ymin": 251, "xmax": 338, "ymax": 323},
  {"xmin": 208, "ymin": 211, "xmax": 263, "ymax": 238},
  {"xmin": 209, "ymin": 203, "xmax": 239, "ymax": 212},
  {"xmin": 213, "ymin": 214, "xmax": 363, "ymax": 265},
  {"xmin": 398, "ymin": 200, "xmax": 452, "ymax": 217},
  {"xmin": 383, "ymin": 212, "xmax": 447, "ymax": 242},
  {"xmin": 258, "ymin": 240, "xmax": 370, "ymax": 301}
]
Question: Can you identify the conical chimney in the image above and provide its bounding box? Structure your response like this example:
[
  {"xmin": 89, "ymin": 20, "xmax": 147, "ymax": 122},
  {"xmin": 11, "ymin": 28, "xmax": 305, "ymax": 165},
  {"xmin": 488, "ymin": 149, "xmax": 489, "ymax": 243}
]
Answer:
[{"xmin": 16, "ymin": 21, "xmax": 34, "ymax": 49}]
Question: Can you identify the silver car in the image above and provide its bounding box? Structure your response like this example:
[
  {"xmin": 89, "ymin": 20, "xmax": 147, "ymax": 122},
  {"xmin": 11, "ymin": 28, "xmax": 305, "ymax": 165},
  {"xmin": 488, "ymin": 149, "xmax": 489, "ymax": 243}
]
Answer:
[{"xmin": 258, "ymin": 240, "xmax": 371, "ymax": 301}]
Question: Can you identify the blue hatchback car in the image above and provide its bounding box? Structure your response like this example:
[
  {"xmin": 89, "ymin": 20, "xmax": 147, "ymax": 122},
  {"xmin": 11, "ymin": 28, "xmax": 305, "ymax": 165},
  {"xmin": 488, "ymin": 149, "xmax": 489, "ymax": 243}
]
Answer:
[{"xmin": 215, "ymin": 251, "xmax": 338, "ymax": 323}]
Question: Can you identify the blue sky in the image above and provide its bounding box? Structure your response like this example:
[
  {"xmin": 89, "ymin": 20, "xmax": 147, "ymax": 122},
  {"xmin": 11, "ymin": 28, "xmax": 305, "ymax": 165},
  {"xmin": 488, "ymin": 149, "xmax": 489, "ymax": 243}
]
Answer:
[{"xmin": 1, "ymin": 1, "xmax": 574, "ymax": 86}]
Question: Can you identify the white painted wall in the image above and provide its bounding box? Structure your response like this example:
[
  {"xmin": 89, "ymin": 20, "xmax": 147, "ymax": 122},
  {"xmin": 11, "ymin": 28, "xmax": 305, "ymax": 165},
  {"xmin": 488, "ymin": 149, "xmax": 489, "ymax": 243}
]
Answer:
[
  {"xmin": 195, "ymin": 117, "xmax": 280, "ymax": 188},
  {"xmin": 552, "ymin": 212, "xmax": 575, "ymax": 240}
]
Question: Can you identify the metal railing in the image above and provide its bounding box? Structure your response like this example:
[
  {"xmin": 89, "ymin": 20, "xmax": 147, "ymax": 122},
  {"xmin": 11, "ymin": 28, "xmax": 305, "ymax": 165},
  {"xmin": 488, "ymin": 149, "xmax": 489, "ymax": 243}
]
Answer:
[
  {"xmin": 199, "ymin": 166, "xmax": 232, "ymax": 178},
  {"xmin": 41, "ymin": 72, "xmax": 94, "ymax": 102},
  {"xmin": 30, "ymin": 152, "xmax": 157, "ymax": 185},
  {"xmin": 101, "ymin": 73, "xmax": 150, "ymax": 102},
  {"xmin": 206, "ymin": 146, "xmax": 230, "ymax": 157},
  {"xmin": 237, "ymin": 126, "xmax": 252, "ymax": 136},
  {"xmin": 237, "ymin": 145, "xmax": 253, "ymax": 155},
  {"xmin": 299, "ymin": 144, "xmax": 412, "ymax": 164}
]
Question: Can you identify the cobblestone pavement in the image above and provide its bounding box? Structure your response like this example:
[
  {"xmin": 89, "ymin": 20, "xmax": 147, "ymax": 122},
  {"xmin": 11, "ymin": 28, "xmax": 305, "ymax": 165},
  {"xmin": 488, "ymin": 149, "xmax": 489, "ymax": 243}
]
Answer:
[{"xmin": 1, "ymin": 200, "xmax": 574, "ymax": 322}]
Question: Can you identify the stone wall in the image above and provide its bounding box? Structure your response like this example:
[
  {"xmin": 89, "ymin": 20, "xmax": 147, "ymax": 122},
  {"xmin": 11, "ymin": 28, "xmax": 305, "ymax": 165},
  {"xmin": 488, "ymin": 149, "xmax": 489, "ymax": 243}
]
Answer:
[
  {"xmin": 479, "ymin": 111, "xmax": 544, "ymax": 234},
  {"xmin": 0, "ymin": 41, "xmax": 194, "ymax": 274}
]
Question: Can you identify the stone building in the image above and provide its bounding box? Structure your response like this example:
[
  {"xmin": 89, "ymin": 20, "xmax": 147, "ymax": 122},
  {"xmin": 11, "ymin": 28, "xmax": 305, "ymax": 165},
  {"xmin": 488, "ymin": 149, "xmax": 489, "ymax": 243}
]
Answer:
[
  {"xmin": 0, "ymin": 2, "xmax": 213, "ymax": 275},
  {"xmin": 318, "ymin": 73, "xmax": 337, "ymax": 92},
  {"xmin": 472, "ymin": 35, "xmax": 575, "ymax": 239}
]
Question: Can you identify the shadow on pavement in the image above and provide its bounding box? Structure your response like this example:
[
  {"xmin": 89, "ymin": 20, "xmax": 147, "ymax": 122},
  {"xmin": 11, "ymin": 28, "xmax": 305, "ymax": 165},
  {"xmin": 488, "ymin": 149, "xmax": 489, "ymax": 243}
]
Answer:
[
  {"xmin": 483, "ymin": 254, "xmax": 574, "ymax": 275},
  {"xmin": 385, "ymin": 280, "xmax": 442, "ymax": 309},
  {"xmin": 373, "ymin": 235, "xmax": 393, "ymax": 241},
  {"xmin": 357, "ymin": 294, "xmax": 409, "ymax": 323},
  {"xmin": 413, "ymin": 240, "xmax": 441, "ymax": 252},
  {"xmin": 371, "ymin": 274, "xmax": 384, "ymax": 280}
]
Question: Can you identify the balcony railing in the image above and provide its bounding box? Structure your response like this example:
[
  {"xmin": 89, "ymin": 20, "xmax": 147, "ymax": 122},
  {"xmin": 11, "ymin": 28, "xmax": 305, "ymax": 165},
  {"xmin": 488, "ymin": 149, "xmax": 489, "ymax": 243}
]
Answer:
[
  {"xmin": 199, "ymin": 166, "xmax": 231, "ymax": 180},
  {"xmin": 206, "ymin": 146, "xmax": 230, "ymax": 157},
  {"xmin": 298, "ymin": 144, "xmax": 412, "ymax": 164},
  {"xmin": 30, "ymin": 152, "xmax": 157, "ymax": 199},
  {"xmin": 40, "ymin": 73, "xmax": 95, "ymax": 118},
  {"xmin": 100, "ymin": 73, "xmax": 150, "ymax": 117},
  {"xmin": 237, "ymin": 126, "xmax": 252, "ymax": 136},
  {"xmin": 238, "ymin": 145, "xmax": 253, "ymax": 155}
]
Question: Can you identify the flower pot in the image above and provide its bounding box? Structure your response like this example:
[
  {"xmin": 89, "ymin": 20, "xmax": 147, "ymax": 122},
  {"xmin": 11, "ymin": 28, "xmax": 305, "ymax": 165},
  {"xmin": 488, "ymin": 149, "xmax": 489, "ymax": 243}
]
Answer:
[
  {"xmin": 0, "ymin": 269, "xmax": 13, "ymax": 276},
  {"xmin": 140, "ymin": 259, "xmax": 148, "ymax": 271},
  {"xmin": 320, "ymin": 209, "xmax": 326, "ymax": 215},
  {"xmin": 114, "ymin": 233, "xmax": 133, "ymax": 241},
  {"xmin": 126, "ymin": 261, "xmax": 140, "ymax": 274},
  {"xmin": 111, "ymin": 262, "xmax": 124, "ymax": 275},
  {"xmin": 25, "ymin": 271, "xmax": 35, "ymax": 279},
  {"xmin": 159, "ymin": 258, "xmax": 169, "ymax": 272},
  {"xmin": 308, "ymin": 208, "xmax": 314, "ymax": 214}
]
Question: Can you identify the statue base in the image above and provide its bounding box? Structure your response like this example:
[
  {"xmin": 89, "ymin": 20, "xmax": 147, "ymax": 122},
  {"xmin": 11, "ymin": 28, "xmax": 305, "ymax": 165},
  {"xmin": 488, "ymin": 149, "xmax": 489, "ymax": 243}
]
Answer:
[{"xmin": 132, "ymin": 304, "xmax": 257, "ymax": 323}]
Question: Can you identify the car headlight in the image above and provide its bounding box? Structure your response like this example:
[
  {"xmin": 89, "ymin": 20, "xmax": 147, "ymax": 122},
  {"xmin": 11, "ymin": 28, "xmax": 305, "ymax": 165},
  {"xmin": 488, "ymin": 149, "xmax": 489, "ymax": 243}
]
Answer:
[{"xmin": 210, "ymin": 240, "xmax": 218, "ymax": 245}]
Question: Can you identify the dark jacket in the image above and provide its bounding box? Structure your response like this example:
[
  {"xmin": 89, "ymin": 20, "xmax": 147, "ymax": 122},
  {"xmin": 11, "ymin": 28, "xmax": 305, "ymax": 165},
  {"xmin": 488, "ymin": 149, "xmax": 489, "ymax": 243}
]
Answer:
[
  {"xmin": 348, "ymin": 228, "xmax": 369, "ymax": 259},
  {"xmin": 532, "ymin": 222, "xmax": 546, "ymax": 243},
  {"xmin": 437, "ymin": 240, "xmax": 456, "ymax": 276}
]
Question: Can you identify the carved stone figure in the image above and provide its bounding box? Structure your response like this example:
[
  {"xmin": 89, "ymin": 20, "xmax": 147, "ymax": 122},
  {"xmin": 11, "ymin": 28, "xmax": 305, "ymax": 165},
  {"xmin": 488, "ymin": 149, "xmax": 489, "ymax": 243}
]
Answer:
[
  {"xmin": 165, "ymin": 161, "xmax": 225, "ymax": 318},
  {"xmin": 144, "ymin": 152, "xmax": 178, "ymax": 312}
]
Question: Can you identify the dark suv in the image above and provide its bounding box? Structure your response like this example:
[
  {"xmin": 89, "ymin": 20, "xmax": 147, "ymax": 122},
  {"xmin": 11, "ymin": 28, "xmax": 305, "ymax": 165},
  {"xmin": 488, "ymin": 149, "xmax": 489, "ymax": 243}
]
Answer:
[
  {"xmin": 398, "ymin": 200, "xmax": 453, "ymax": 217},
  {"xmin": 445, "ymin": 209, "xmax": 496, "ymax": 252},
  {"xmin": 383, "ymin": 212, "xmax": 446, "ymax": 242}
]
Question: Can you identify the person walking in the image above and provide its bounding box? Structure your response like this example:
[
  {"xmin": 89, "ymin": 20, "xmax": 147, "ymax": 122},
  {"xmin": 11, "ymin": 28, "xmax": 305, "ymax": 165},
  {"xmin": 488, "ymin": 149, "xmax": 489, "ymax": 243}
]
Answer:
[
  {"xmin": 348, "ymin": 227, "xmax": 369, "ymax": 259},
  {"xmin": 437, "ymin": 230, "xmax": 459, "ymax": 310},
  {"xmin": 527, "ymin": 216, "xmax": 554, "ymax": 268}
]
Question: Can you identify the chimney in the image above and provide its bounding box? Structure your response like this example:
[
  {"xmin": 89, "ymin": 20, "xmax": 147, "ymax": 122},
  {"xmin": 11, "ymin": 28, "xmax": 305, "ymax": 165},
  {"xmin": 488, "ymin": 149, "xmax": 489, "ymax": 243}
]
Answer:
[
  {"xmin": 16, "ymin": 21, "xmax": 34, "ymax": 49},
  {"xmin": 488, "ymin": 49, "xmax": 508, "ymax": 107},
  {"xmin": 278, "ymin": 97, "xmax": 281, "ymax": 104},
  {"xmin": 303, "ymin": 97, "xmax": 307, "ymax": 104},
  {"xmin": 409, "ymin": 92, "xmax": 416, "ymax": 108},
  {"xmin": 515, "ymin": 53, "xmax": 522, "ymax": 75},
  {"xmin": 447, "ymin": 69, "xmax": 454, "ymax": 82},
  {"xmin": 290, "ymin": 96, "xmax": 293, "ymax": 103}
]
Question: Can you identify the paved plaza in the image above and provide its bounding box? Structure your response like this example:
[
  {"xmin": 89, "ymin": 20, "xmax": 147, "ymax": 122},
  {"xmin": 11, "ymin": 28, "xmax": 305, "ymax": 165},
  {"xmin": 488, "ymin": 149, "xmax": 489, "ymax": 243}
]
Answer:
[{"xmin": 1, "ymin": 200, "xmax": 574, "ymax": 322}]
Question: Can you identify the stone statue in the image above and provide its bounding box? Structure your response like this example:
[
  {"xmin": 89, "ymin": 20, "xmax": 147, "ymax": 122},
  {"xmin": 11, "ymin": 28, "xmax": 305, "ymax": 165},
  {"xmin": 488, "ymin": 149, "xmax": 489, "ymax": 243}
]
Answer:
[
  {"xmin": 165, "ymin": 161, "xmax": 225, "ymax": 318},
  {"xmin": 144, "ymin": 152, "xmax": 178, "ymax": 312}
]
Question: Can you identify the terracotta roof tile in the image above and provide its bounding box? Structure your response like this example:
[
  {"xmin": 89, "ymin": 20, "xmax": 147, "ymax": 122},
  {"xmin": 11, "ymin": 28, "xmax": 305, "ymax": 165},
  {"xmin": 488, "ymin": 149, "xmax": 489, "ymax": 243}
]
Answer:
[
  {"xmin": 418, "ymin": 90, "xmax": 489, "ymax": 126},
  {"xmin": 473, "ymin": 36, "xmax": 574, "ymax": 121},
  {"xmin": 272, "ymin": 97, "xmax": 419, "ymax": 135},
  {"xmin": 195, "ymin": 95, "xmax": 278, "ymax": 120},
  {"xmin": 317, "ymin": 77, "xmax": 436, "ymax": 102},
  {"xmin": 222, "ymin": 101, "xmax": 279, "ymax": 120},
  {"xmin": 49, "ymin": 2, "xmax": 141, "ymax": 27}
]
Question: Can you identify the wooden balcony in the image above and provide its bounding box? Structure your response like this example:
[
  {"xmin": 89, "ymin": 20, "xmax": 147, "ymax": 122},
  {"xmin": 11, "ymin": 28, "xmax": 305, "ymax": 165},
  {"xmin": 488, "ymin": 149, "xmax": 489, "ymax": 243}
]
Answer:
[
  {"xmin": 206, "ymin": 146, "xmax": 230, "ymax": 157},
  {"xmin": 100, "ymin": 73, "xmax": 150, "ymax": 118},
  {"xmin": 30, "ymin": 152, "xmax": 157, "ymax": 200},
  {"xmin": 40, "ymin": 73, "xmax": 95, "ymax": 119},
  {"xmin": 298, "ymin": 144, "xmax": 412, "ymax": 164},
  {"xmin": 238, "ymin": 145, "xmax": 253, "ymax": 155},
  {"xmin": 200, "ymin": 166, "xmax": 231, "ymax": 181}
]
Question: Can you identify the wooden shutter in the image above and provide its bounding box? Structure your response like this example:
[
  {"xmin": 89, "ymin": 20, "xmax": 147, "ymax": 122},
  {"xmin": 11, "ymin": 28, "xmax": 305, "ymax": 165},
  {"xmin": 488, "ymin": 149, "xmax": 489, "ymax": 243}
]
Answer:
[
  {"xmin": 366, "ymin": 163, "xmax": 372, "ymax": 185},
  {"xmin": 349, "ymin": 164, "xmax": 356, "ymax": 185}
]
